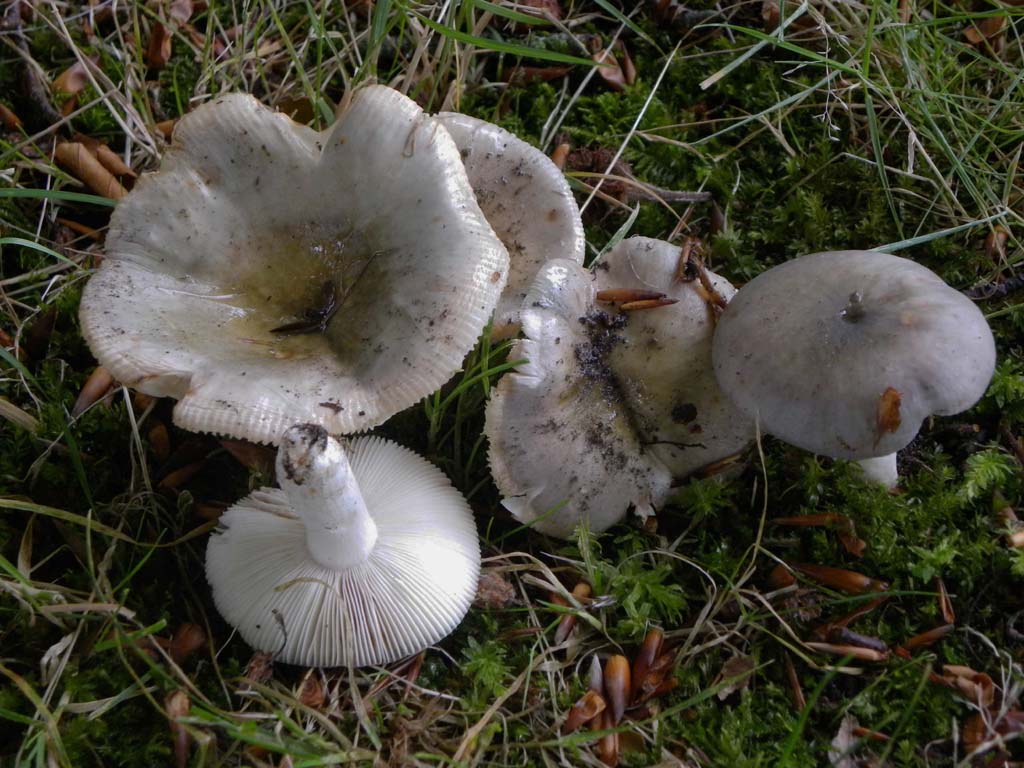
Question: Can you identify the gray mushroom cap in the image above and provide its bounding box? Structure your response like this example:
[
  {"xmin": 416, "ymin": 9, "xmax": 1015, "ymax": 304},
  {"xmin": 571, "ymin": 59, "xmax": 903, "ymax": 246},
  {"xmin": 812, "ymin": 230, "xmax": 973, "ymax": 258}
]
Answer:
[
  {"xmin": 712, "ymin": 250, "xmax": 996, "ymax": 460},
  {"xmin": 80, "ymin": 87, "xmax": 508, "ymax": 444},
  {"xmin": 435, "ymin": 113, "xmax": 584, "ymax": 339}
]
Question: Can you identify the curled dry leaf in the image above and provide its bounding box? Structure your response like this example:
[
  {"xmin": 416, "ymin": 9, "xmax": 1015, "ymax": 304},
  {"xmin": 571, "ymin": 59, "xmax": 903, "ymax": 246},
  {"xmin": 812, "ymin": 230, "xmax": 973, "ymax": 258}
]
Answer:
[
  {"xmin": 554, "ymin": 581, "xmax": 592, "ymax": 643},
  {"xmin": 169, "ymin": 0, "xmax": 195, "ymax": 25},
  {"xmin": 72, "ymin": 365, "xmax": 115, "ymax": 417},
  {"xmin": 0, "ymin": 103, "xmax": 22, "ymax": 129},
  {"xmin": 591, "ymin": 41, "xmax": 626, "ymax": 92},
  {"xmin": 148, "ymin": 22, "xmax": 173, "ymax": 69},
  {"xmin": 901, "ymin": 622, "xmax": 954, "ymax": 651},
  {"xmin": 52, "ymin": 57, "xmax": 96, "ymax": 116},
  {"xmin": 564, "ymin": 689, "xmax": 606, "ymax": 732},
  {"xmin": 985, "ymin": 226, "xmax": 1009, "ymax": 262},
  {"xmin": 595, "ymin": 708, "xmax": 618, "ymax": 767},
  {"xmin": 167, "ymin": 622, "xmax": 205, "ymax": 665},
  {"xmin": 630, "ymin": 629, "xmax": 663, "ymax": 702},
  {"xmin": 805, "ymin": 642, "xmax": 889, "ymax": 663},
  {"xmin": 297, "ymin": 671, "xmax": 326, "ymax": 709},
  {"xmin": 825, "ymin": 627, "xmax": 888, "ymax": 654},
  {"xmin": 244, "ymin": 651, "xmax": 274, "ymax": 685},
  {"xmin": 874, "ymin": 386, "xmax": 902, "ymax": 444},
  {"xmin": 550, "ymin": 142, "xmax": 570, "ymax": 171},
  {"xmin": 784, "ymin": 654, "xmax": 805, "ymax": 712},
  {"xmin": 604, "ymin": 655, "xmax": 630, "ymax": 723},
  {"xmin": 54, "ymin": 142, "xmax": 128, "ymax": 200},
  {"xmin": 792, "ymin": 563, "xmax": 888, "ymax": 594},
  {"xmin": 964, "ymin": 15, "xmax": 1006, "ymax": 55},
  {"xmin": 713, "ymin": 654, "xmax": 755, "ymax": 700},
  {"xmin": 768, "ymin": 563, "xmax": 797, "ymax": 589},
  {"xmin": 616, "ymin": 41, "xmax": 636, "ymax": 86},
  {"xmin": 935, "ymin": 577, "xmax": 955, "ymax": 624},
  {"xmin": 74, "ymin": 134, "xmax": 136, "ymax": 178},
  {"xmin": 165, "ymin": 690, "xmax": 191, "ymax": 768}
]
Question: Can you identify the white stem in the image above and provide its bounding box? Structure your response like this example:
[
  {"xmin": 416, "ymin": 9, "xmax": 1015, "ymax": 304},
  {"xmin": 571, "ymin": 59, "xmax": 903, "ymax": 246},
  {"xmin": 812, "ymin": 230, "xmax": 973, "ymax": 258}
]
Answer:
[
  {"xmin": 276, "ymin": 424, "xmax": 377, "ymax": 571},
  {"xmin": 854, "ymin": 453, "xmax": 899, "ymax": 488}
]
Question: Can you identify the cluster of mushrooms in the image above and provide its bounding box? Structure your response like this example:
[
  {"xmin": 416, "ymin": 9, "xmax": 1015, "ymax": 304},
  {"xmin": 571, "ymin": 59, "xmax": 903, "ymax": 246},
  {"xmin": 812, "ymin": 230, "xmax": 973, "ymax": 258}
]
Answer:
[{"xmin": 79, "ymin": 85, "xmax": 997, "ymax": 668}]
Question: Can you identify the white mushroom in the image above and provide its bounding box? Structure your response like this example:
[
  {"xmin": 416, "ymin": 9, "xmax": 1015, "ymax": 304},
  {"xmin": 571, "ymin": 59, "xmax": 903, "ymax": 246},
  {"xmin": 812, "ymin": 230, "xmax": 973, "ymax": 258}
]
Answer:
[
  {"xmin": 80, "ymin": 87, "xmax": 508, "ymax": 444},
  {"xmin": 486, "ymin": 238, "xmax": 754, "ymax": 538},
  {"xmin": 712, "ymin": 250, "xmax": 997, "ymax": 486},
  {"xmin": 485, "ymin": 259, "xmax": 673, "ymax": 538},
  {"xmin": 206, "ymin": 424, "xmax": 480, "ymax": 667},
  {"xmin": 594, "ymin": 237, "xmax": 754, "ymax": 477},
  {"xmin": 435, "ymin": 113, "xmax": 584, "ymax": 339}
]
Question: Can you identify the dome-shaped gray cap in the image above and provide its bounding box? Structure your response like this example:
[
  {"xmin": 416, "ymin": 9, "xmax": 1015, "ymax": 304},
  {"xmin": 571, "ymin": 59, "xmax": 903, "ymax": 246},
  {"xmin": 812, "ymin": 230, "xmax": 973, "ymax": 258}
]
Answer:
[{"xmin": 712, "ymin": 250, "xmax": 996, "ymax": 460}]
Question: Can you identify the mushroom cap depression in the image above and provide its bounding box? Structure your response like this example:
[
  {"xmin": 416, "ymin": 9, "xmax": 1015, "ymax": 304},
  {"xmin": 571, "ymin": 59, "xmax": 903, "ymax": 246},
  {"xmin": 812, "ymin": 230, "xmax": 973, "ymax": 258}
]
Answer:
[
  {"xmin": 485, "ymin": 259, "xmax": 673, "ymax": 539},
  {"xmin": 80, "ymin": 87, "xmax": 508, "ymax": 443},
  {"xmin": 596, "ymin": 237, "xmax": 753, "ymax": 477},
  {"xmin": 206, "ymin": 430, "xmax": 480, "ymax": 667},
  {"xmin": 435, "ymin": 113, "xmax": 585, "ymax": 338},
  {"xmin": 712, "ymin": 250, "xmax": 996, "ymax": 459}
]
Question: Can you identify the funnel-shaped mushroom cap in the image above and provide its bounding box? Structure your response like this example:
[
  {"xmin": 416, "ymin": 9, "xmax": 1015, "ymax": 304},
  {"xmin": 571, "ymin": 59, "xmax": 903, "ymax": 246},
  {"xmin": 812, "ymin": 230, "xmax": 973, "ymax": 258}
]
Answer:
[
  {"xmin": 435, "ymin": 113, "xmax": 584, "ymax": 339},
  {"xmin": 206, "ymin": 425, "xmax": 480, "ymax": 667},
  {"xmin": 596, "ymin": 237, "xmax": 754, "ymax": 476},
  {"xmin": 485, "ymin": 260, "xmax": 673, "ymax": 539},
  {"xmin": 81, "ymin": 87, "xmax": 508, "ymax": 443},
  {"xmin": 712, "ymin": 250, "xmax": 996, "ymax": 459}
]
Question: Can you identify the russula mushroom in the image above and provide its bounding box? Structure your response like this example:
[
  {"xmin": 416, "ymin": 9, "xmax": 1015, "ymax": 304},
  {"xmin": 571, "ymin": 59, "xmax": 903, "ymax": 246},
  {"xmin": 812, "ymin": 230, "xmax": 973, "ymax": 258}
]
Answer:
[
  {"xmin": 435, "ymin": 113, "xmax": 585, "ymax": 339},
  {"xmin": 206, "ymin": 424, "xmax": 480, "ymax": 667},
  {"xmin": 486, "ymin": 258, "xmax": 673, "ymax": 538},
  {"xmin": 595, "ymin": 237, "xmax": 754, "ymax": 477},
  {"xmin": 488, "ymin": 236, "xmax": 751, "ymax": 539},
  {"xmin": 80, "ymin": 86, "xmax": 508, "ymax": 444},
  {"xmin": 712, "ymin": 250, "xmax": 997, "ymax": 486}
]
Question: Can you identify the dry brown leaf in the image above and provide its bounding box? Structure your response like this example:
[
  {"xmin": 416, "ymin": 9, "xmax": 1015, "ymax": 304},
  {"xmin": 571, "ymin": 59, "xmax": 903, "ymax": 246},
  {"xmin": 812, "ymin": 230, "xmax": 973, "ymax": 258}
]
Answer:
[
  {"xmin": 54, "ymin": 142, "xmax": 128, "ymax": 199},
  {"xmin": 72, "ymin": 366, "xmax": 115, "ymax": 417},
  {"xmin": 165, "ymin": 690, "xmax": 191, "ymax": 768},
  {"xmin": 148, "ymin": 22, "xmax": 173, "ymax": 69},
  {"xmin": 0, "ymin": 103, "xmax": 22, "ymax": 129},
  {"xmin": 564, "ymin": 690, "xmax": 605, "ymax": 732},
  {"xmin": 616, "ymin": 41, "xmax": 636, "ymax": 86},
  {"xmin": 52, "ymin": 58, "xmax": 93, "ymax": 96},
  {"xmin": 592, "ymin": 45, "xmax": 626, "ymax": 92},
  {"xmin": 603, "ymin": 655, "xmax": 630, "ymax": 722},
  {"xmin": 155, "ymin": 118, "xmax": 178, "ymax": 139},
  {"xmin": 297, "ymin": 671, "xmax": 326, "ymax": 709},
  {"xmin": 169, "ymin": 0, "xmax": 194, "ymax": 25},
  {"xmin": 875, "ymin": 386, "xmax": 902, "ymax": 442},
  {"xmin": 73, "ymin": 133, "xmax": 136, "ymax": 178},
  {"xmin": 167, "ymin": 622, "xmax": 206, "ymax": 665},
  {"xmin": 792, "ymin": 563, "xmax": 888, "ymax": 594},
  {"xmin": 52, "ymin": 57, "xmax": 97, "ymax": 116},
  {"xmin": 713, "ymin": 654, "xmax": 755, "ymax": 700},
  {"xmin": 964, "ymin": 15, "xmax": 1006, "ymax": 54},
  {"xmin": 550, "ymin": 142, "xmax": 570, "ymax": 171}
]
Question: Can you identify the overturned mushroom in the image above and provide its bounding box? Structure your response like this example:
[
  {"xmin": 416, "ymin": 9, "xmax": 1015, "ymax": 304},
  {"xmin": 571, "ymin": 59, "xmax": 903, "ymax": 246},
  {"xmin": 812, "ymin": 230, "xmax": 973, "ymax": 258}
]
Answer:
[
  {"xmin": 486, "ymin": 237, "xmax": 749, "ymax": 538},
  {"xmin": 712, "ymin": 250, "xmax": 996, "ymax": 486},
  {"xmin": 206, "ymin": 424, "xmax": 480, "ymax": 667},
  {"xmin": 595, "ymin": 237, "xmax": 754, "ymax": 477},
  {"xmin": 486, "ymin": 259, "xmax": 673, "ymax": 538},
  {"xmin": 435, "ymin": 113, "xmax": 585, "ymax": 339},
  {"xmin": 80, "ymin": 87, "xmax": 508, "ymax": 444}
]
